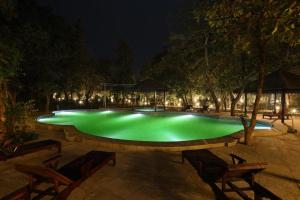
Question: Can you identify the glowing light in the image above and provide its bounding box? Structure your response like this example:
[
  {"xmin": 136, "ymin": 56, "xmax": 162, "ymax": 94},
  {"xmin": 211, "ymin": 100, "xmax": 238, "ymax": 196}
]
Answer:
[
  {"xmin": 73, "ymin": 97, "xmax": 78, "ymax": 101},
  {"xmin": 255, "ymin": 126, "xmax": 272, "ymax": 130},
  {"xmin": 195, "ymin": 102, "xmax": 200, "ymax": 107},
  {"xmin": 240, "ymin": 99, "xmax": 244, "ymax": 103},
  {"xmin": 292, "ymin": 109, "xmax": 297, "ymax": 113},
  {"xmin": 101, "ymin": 110, "xmax": 113, "ymax": 114},
  {"xmin": 123, "ymin": 113, "xmax": 144, "ymax": 119},
  {"xmin": 165, "ymin": 101, "xmax": 169, "ymax": 105},
  {"xmin": 54, "ymin": 111, "xmax": 80, "ymax": 116},
  {"xmin": 179, "ymin": 98, "xmax": 182, "ymax": 102},
  {"xmin": 164, "ymin": 132, "xmax": 182, "ymax": 142},
  {"xmin": 79, "ymin": 100, "xmax": 84, "ymax": 105},
  {"xmin": 218, "ymin": 98, "xmax": 221, "ymax": 102},
  {"xmin": 193, "ymin": 97, "xmax": 198, "ymax": 102},
  {"xmin": 177, "ymin": 103, "xmax": 181, "ymax": 107},
  {"xmin": 183, "ymin": 114, "xmax": 194, "ymax": 118},
  {"xmin": 209, "ymin": 104, "xmax": 213, "ymax": 108},
  {"xmin": 37, "ymin": 118, "xmax": 48, "ymax": 122},
  {"xmin": 128, "ymin": 99, "xmax": 131, "ymax": 103},
  {"xmin": 52, "ymin": 93, "xmax": 57, "ymax": 99},
  {"xmin": 276, "ymin": 106, "xmax": 280, "ymax": 110},
  {"xmin": 174, "ymin": 114, "xmax": 195, "ymax": 120}
]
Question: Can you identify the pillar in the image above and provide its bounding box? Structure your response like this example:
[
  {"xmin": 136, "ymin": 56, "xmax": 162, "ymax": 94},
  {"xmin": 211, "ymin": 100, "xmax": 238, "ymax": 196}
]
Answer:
[
  {"xmin": 154, "ymin": 90, "xmax": 157, "ymax": 112},
  {"xmin": 281, "ymin": 90, "xmax": 285, "ymax": 123},
  {"xmin": 244, "ymin": 92, "xmax": 248, "ymax": 116}
]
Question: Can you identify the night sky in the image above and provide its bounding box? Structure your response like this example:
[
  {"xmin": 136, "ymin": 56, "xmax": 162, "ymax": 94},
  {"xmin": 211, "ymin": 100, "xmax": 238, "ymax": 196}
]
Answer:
[{"xmin": 37, "ymin": 0, "xmax": 181, "ymax": 71}]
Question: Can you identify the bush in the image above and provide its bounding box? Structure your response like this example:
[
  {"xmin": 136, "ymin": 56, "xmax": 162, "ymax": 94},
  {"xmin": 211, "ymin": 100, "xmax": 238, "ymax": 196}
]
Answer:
[
  {"xmin": 4, "ymin": 131, "xmax": 38, "ymax": 144},
  {"xmin": 0, "ymin": 131, "xmax": 39, "ymax": 154},
  {"xmin": 4, "ymin": 99, "xmax": 36, "ymax": 133}
]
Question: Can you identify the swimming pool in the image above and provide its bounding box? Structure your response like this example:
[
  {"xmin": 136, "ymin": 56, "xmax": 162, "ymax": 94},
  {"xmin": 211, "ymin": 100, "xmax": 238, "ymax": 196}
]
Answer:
[{"xmin": 37, "ymin": 110, "xmax": 270, "ymax": 143}]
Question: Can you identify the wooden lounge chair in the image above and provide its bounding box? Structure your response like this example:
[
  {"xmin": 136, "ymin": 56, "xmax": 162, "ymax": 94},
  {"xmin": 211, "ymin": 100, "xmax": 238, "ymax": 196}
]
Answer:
[
  {"xmin": 182, "ymin": 150, "xmax": 281, "ymax": 200},
  {"xmin": 276, "ymin": 110, "xmax": 292, "ymax": 119},
  {"xmin": 262, "ymin": 111, "xmax": 277, "ymax": 119},
  {"xmin": 182, "ymin": 104, "xmax": 194, "ymax": 112},
  {"xmin": 1, "ymin": 151, "xmax": 116, "ymax": 200},
  {"xmin": 0, "ymin": 139, "xmax": 61, "ymax": 161},
  {"xmin": 0, "ymin": 187, "xmax": 30, "ymax": 200},
  {"xmin": 197, "ymin": 105, "xmax": 209, "ymax": 113},
  {"xmin": 263, "ymin": 110, "xmax": 291, "ymax": 120}
]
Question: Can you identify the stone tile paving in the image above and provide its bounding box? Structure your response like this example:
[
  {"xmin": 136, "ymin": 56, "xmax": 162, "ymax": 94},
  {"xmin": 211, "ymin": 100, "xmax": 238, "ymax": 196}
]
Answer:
[{"xmin": 0, "ymin": 116, "xmax": 300, "ymax": 200}]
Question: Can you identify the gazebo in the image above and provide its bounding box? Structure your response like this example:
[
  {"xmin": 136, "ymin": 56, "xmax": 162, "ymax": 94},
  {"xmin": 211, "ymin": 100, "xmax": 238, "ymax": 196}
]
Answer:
[
  {"xmin": 244, "ymin": 70, "xmax": 300, "ymax": 123},
  {"xmin": 134, "ymin": 79, "xmax": 169, "ymax": 111}
]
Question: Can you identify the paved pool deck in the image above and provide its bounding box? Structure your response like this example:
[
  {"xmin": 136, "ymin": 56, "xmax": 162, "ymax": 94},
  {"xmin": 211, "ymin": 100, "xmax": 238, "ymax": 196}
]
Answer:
[{"xmin": 0, "ymin": 114, "xmax": 299, "ymax": 199}]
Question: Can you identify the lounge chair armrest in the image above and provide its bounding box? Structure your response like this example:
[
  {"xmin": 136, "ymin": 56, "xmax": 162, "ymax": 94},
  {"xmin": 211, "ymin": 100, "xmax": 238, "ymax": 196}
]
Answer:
[
  {"xmin": 230, "ymin": 154, "xmax": 246, "ymax": 164},
  {"xmin": 43, "ymin": 154, "xmax": 62, "ymax": 169},
  {"xmin": 227, "ymin": 162, "xmax": 268, "ymax": 171}
]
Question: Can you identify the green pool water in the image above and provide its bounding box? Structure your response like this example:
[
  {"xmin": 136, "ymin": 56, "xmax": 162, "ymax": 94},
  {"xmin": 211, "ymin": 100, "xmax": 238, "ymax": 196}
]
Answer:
[{"xmin": 37, "ymin": 110, "xmax": 270, "ymax": 142}]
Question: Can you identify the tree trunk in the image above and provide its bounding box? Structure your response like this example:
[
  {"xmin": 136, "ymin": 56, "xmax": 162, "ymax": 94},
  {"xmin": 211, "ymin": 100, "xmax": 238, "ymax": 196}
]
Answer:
[
  {"xmin": 6, "ymin": 114, "xmax": 15, "ymax": 134},
  {"xmin": 243, "ymin": 38, "xmax": 265, "ymax": 145},
  {"xmin": 0, "ymin": 83, "xmax": 17, "ymax": 134},
  {"xmin": 189, "ymin": 88, "xmax": 193, "ymax": 105},
  {"xmin": 121, "ymin": 91, "xmax": 125, "ymax": 106},
  {"xmin": 208, "ymin": 87, "xmax": 220, "ymax": 112},
  {"xmin": 0, "ymin": 80, "xmax": 7, "ymax": 124},
  {"xmin": 203, "ymin": 33, "xmax": 220, "ymax": 112},
  {"xmin": 0, "ymin": 80, "xmax": 11, "ymax": 134},
  {"xmin": 64, "ymin": 91, "xmax": 69, "ymax": 102},
  {"xmin": 183, "ymin": 94, "xmax": 188, "ymax": 107},
  {"xmin": 85, "ymin": 87, "xmax": 94, "ymax": 108},
  {"xmin": 45, "ymin": 95, "xmax": 50, "ymax": 113},
  {"xmin": 222, "ymin": 95, "xmax": 227, "ymax": 112},
  {"xmin": 0, "ymin": 82, "xmax": 6, "ymax": 135},
  {"xmin": 230, "ymin": 89, "xmax": 243, "ymax": 116}
]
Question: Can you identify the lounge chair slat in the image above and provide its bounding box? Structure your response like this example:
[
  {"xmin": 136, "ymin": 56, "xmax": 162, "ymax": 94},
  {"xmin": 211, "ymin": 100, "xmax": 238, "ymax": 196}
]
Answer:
[{"xmin": 226, "ymin": 182, "xmax": 252, "ymax": 200}]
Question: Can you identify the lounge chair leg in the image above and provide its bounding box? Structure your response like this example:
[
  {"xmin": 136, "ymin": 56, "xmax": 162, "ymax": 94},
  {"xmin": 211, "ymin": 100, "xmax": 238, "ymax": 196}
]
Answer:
[
  {"xmin": 222, "ymin": 177, "xmax": 226, "ymax": 193},
  {"xmin": 254, "ymin": 193, "xmax": 263, "ymax": 200},
  {"xmin": 112, "ymin": 157, "xmax": 116, "ymax": 166},
  {"xmin": 25, "ymin": 189, "xmax": 31, "ymax": 200},
  {"xmin": 57, "ymin": 144, "xmax": 62, "ymax": 153}
]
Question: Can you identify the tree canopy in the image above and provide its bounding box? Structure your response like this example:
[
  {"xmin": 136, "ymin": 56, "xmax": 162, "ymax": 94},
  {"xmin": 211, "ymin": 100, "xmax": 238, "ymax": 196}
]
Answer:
[{"xmin": 0, "ymin": 0, "xmax": 299, "ymax": 142}]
